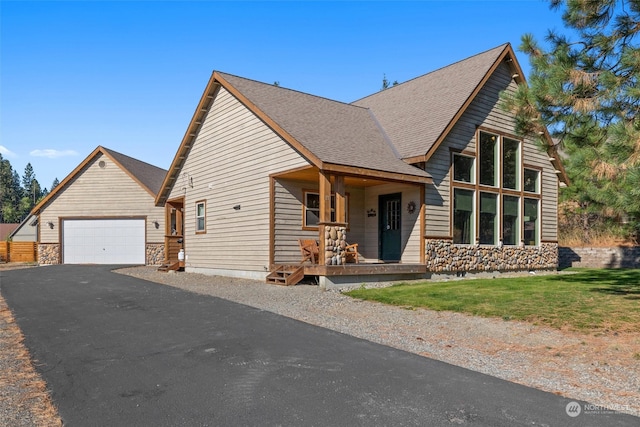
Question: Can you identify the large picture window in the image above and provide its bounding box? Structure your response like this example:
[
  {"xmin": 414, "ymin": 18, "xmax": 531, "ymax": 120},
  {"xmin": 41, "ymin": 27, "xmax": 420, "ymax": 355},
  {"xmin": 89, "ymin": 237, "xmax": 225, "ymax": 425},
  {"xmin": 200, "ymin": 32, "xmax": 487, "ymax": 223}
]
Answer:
[
  {"xmin": 303, "ymin": 191, "xmax": 349, "ymax": 229},
  {"xmin": 451, "ymin": 129, "xmax": 542, "ymax": 247},
  {"xmin": 195, "ymin": 201, "xmax": 206, "ymax": 233},
  {"xmin": 524, "ymin": 198, "xmax": 539, "ymax": 245},
  {"xmin": 453, "ymin": 188, "xmax": 474, "ymax": 244},
  {"xmin": 502, "ymin": 138, "xmax": 520, "ymax": 190},
  {"xmin": 502, "ymin": 195, "xmax": 519, "ymax": 245},
  {"xmin": 479, "ymin": 131, "xmax": 498, "ymax": 186},
  {"xmin": 479, "ymin": 192, "xmax": 498, "ymax": 245}
]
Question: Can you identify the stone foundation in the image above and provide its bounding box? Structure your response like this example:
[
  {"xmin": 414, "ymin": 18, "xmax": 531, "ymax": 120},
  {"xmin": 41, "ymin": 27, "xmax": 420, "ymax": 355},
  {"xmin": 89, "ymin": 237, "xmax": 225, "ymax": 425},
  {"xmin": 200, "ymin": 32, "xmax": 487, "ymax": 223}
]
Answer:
[
  {"xmin": 146, "ymin": 243, "xmax": 165, "ymax": 266},
  {"xmin": 38, "ymin": 244, "xmax": 60, "ymax": 265},
  {"xmin": 425, "ymin": 240, "xmax": 558, "ymax": 272},
  {"xmin": 324, "ymin": 225, "xmax": 348, "ymax": 265}
]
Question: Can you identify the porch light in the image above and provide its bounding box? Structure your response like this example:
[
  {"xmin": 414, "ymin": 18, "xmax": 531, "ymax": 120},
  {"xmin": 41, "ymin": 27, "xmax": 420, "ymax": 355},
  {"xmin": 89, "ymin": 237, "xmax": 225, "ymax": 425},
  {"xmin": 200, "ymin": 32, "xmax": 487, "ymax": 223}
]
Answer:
[
  {"xmin": 47, "ymin": 221, "xmax": 54, "ymax": 229},
  {"xmin": 233, "ymin": 204, "xmax": 241, "ymax": 210}
]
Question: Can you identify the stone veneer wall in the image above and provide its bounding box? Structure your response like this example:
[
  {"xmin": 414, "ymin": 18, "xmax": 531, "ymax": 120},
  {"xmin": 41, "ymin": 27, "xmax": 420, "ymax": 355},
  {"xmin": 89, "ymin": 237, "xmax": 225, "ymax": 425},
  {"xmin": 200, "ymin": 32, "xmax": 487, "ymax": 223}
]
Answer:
[
  {"xmin": 146, "ymin": 243, "xmax": 165, "ymax": 266},
  {"xmin": 38, "ymin": 244, "xmax": 60, "ymax": 265},
  {"xmin": 324, "ymin": 225, "xmax": 348, "ymax": 265},
  {"xmin": 559, "ymin": 246, "xmax": 640, "ymax": 269},
  {"xmin": 425, "ymin": 240, "xmax": 558, "ymax": 272}
]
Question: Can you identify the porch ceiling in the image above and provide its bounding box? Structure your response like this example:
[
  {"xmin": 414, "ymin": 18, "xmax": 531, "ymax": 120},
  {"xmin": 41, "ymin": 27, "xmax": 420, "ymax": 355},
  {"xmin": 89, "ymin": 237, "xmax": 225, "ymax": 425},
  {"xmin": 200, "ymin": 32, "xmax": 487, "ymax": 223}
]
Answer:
[{"xmin": 274, "ymin": 166, "xmax": 401, "ymax": 188}]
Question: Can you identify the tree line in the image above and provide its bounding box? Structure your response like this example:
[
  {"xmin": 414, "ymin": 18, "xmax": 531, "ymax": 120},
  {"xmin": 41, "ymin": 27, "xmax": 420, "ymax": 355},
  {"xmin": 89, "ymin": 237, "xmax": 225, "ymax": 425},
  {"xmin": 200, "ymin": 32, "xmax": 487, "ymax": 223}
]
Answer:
[{"xmin": 0, "ymin": 153, "xmax": 59, "ymax": 223}]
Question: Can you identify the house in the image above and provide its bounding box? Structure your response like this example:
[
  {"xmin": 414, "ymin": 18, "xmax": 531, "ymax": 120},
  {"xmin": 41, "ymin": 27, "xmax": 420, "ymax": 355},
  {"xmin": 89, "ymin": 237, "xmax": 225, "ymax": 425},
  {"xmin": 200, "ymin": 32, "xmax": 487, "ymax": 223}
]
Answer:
[
  {"xmin": 0, "ymin": 223, "xmax": 19, "ymax": 241},
  {"xmin": 156, "ymin": 43, "xmax": 569, "ymax": 287},
  {"xmin": 31, "ymin": 146, "xmax": 167, "ymax": 265}
]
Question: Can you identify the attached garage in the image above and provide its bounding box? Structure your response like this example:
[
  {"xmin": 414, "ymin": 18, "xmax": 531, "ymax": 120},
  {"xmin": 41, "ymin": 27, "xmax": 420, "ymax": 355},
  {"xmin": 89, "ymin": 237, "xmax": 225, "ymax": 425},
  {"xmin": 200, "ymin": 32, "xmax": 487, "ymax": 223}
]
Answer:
[{"xmin": 62, "ymin": 218, "xmax": 146, "ymax": 264}]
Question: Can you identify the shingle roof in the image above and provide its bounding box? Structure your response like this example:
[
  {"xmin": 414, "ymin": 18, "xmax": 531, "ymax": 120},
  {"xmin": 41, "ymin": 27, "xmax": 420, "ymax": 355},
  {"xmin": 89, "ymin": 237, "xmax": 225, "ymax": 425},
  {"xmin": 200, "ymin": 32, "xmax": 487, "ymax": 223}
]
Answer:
[
  {"xmin": 102, "ymin": 147, "xmax": 167, "ymax": 195},
  {"xmin": 217, "ymin": 72, "xmax": 431, "ymax": 179},
  {"xmin": 352, "ymin": 44, "xmax": 509, "ymax": 160}
]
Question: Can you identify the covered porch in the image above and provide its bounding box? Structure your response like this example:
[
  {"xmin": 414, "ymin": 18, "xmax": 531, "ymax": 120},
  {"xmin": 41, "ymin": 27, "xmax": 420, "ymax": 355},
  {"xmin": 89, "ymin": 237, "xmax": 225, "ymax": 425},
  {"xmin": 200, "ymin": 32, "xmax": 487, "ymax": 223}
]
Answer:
[{"xmin": 267, "ymin": 165, "xmax": 431, "ymax": 286}]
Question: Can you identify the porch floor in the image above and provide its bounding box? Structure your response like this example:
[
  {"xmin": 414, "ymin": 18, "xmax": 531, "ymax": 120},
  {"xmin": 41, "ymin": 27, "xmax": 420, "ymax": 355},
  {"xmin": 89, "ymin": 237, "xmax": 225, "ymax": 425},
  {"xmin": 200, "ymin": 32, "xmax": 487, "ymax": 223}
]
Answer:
[{"xmin": 302, "ymin": 263, "xmax": 427, "ymax": 276}]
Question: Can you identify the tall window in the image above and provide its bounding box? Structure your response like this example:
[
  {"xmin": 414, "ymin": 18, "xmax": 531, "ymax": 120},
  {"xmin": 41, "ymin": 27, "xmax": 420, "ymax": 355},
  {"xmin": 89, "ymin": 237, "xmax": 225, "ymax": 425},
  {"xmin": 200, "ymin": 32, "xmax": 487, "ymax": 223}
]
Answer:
[
  {"xmin": 479, "ymin": 192, "xmax": 498, "ymax": 245},
  {"xmin": 303, "ymin": 191, "xmax": 349, "ymax": 229},
  {"xmin": 502, "ymin": 138, "xmax": 520, "ymax": 190},
  {"xmin": 479, "ymin": 131, "xmax": 498, "ymax": 186},
  {"xmin": 195, "ymin": 201, "xmax": 206, "ymax": 233},
  {"xmin": 524, "ymin": 198, "xmax": 539, "ymax": 245},
  {"xmin": 502, "ymin": 195, "xmax": 519, "ymax": 245},
  {"xmin": 453, "ymin": 188, "xmax": 474, "ymax": 244}
]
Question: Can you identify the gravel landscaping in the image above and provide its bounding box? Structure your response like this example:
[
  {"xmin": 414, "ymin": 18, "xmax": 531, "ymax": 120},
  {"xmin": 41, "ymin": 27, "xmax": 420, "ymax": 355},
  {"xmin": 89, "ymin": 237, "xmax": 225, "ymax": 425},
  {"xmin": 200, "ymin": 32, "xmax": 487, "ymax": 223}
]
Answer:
[{"xmin": 1, "ymin": 264, "xmax": 639, "ymax": 425}]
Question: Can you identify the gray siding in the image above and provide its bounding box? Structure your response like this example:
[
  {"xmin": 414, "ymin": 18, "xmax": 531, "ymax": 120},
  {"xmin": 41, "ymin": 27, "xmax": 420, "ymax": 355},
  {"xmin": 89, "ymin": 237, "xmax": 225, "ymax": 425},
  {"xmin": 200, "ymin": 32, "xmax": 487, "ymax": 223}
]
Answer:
[
  {"xmin": 39, "ymin": 153, "xmax": 165, "ymax": 244},
  {"xmin": 168, "ymin": 87, "xmax": 310, "ymax": 273},
  {"xmin": 425, "ymin": 62, "xmax": 559, "ymax": 242},
  {"xmin": 273, "ymin": 180, "xmax": 366, "ymax": 264}
]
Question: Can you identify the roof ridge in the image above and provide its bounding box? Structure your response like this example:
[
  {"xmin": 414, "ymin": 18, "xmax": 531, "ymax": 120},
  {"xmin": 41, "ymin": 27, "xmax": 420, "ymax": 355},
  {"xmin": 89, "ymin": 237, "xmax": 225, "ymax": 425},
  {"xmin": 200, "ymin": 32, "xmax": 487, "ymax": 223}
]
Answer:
[
  {"xmin": 216, "ymin": 71, "xmax": 370, "ymax": 111},
  {"xmin": 100, "ymin": 146, "xmax": 167, "ymax": 173},
  {"xmin": 351, "ymin": 43, "xmax": 510, "ymax": 103}
]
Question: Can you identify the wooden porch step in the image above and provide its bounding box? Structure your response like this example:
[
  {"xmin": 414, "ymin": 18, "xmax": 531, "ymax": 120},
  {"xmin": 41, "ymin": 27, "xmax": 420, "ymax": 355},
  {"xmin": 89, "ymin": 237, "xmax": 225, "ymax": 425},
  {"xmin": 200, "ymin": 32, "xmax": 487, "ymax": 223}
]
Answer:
[
  {"xmin": 158, "ymin": 261, "xmax": 182, "ymax": 272},
  {"xmin": 265, "ymin": 265, "xmax": 304, "ymax": 286}
]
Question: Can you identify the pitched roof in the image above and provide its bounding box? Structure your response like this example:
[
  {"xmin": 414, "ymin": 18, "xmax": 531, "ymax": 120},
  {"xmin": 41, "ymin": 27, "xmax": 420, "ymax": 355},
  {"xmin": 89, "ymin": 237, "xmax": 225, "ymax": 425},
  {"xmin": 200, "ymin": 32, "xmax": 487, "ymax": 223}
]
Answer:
[
  {"xmin": 31, "ymin": 146, "xmax": 167, "ymax": 215},
  {"xmin": 157, "ymin": 71, "xmax": 432, "ymax": 204},
  {"xmin": 218, "ymin": 72, "xmax": 429, "ymax": 178},
  {"xmin": 0, "ymin": 223, "xmax": 19, "ymax": 240},
  {"xmin": 353, "ymin": 44, "xmax": 516, "ymax": 161}
]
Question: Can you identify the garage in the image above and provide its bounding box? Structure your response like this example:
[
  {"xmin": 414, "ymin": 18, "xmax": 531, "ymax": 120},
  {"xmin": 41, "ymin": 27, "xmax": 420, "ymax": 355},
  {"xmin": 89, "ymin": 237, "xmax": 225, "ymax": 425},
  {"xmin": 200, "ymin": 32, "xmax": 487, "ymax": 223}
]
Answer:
[{"xmin": 62, "ymin": 219, "xmax": 146, "ymax": 264}]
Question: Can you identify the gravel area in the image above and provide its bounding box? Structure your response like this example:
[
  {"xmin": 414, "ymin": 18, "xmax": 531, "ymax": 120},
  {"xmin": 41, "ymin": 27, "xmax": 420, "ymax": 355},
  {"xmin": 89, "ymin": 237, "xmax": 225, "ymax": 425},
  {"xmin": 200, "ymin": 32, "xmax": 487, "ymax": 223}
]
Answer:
[{"xmin": 1, "ymin": 264, "xmax": 639, "ymax": 425}]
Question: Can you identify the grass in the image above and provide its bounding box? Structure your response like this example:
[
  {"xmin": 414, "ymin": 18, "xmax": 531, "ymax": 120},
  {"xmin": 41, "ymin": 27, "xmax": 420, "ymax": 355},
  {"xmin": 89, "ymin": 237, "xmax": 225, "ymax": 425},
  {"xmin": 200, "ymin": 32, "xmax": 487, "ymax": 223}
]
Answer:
[{"xmin": 344, "ymin": 269, "xmax": 640, "ymax": 332}]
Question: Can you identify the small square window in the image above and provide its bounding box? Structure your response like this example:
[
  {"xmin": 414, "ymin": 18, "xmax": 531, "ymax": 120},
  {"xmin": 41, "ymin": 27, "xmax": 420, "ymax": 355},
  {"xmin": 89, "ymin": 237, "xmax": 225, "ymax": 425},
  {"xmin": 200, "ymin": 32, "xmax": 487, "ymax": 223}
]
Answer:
[
  {"xmin": 195, "ymin": 201, "xmax": 206, "ymax": 233},
  {"xmin": 303, "ymin": 191, "xmax": 349, "ymax": 229},
  {"xmin": 453, "ymin": 154, "xmax": 475, "ymax": 183},
  {"xmin": 524, "ymin": 169, "xmax": 540, "ymax": 193}
]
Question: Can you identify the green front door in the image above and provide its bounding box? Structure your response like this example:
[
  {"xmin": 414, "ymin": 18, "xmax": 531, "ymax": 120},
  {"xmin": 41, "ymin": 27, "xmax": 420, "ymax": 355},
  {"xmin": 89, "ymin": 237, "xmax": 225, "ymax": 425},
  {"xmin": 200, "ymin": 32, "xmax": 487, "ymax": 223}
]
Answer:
[{"xmin": 379, "ymin": 193, "xmax": 402, "ymax": 262}]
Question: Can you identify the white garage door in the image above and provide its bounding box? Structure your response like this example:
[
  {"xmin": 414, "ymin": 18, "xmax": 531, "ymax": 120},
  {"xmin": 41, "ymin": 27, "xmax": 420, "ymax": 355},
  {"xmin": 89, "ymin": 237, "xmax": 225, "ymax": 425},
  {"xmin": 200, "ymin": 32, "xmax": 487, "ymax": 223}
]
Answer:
[{"xmin": 63, "ymin": 219, "xmax": 145, "ymax": 264}]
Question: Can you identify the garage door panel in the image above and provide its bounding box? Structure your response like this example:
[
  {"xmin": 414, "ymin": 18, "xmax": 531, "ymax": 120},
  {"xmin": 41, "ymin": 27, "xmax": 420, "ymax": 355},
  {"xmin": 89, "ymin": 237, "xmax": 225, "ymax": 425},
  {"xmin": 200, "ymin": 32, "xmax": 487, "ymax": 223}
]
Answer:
[{"xmin": 63, "ymin": 219, "xmax": 145, "ymax": 264}]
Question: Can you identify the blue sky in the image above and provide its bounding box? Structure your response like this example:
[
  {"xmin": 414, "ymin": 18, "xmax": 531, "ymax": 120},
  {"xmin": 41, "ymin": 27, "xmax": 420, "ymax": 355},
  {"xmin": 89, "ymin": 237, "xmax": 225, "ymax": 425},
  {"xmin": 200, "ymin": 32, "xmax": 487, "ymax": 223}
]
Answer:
[{"xmin": 1, "ymin": 0, "xmax": 568, "ymax": 190}]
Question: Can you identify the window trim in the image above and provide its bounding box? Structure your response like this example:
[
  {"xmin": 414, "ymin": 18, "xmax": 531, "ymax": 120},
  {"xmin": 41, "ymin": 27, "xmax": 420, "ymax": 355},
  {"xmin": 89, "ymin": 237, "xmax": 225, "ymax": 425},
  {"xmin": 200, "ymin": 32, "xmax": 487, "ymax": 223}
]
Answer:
[
  {"xmin": 302, "ymin": 189, "xmax": 349, "ymax": 231},
  {"xmin": 195, "ymin": 200, "xmax": 206, "ymax": 234}
]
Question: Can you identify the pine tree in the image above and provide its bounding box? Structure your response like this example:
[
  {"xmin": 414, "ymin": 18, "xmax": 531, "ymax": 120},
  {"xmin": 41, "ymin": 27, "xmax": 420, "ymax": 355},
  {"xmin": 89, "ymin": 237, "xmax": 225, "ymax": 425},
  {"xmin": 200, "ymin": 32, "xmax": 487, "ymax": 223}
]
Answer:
[{"xmin": 501, "ymin": 0, "xmax": 640, "ymax": 242}]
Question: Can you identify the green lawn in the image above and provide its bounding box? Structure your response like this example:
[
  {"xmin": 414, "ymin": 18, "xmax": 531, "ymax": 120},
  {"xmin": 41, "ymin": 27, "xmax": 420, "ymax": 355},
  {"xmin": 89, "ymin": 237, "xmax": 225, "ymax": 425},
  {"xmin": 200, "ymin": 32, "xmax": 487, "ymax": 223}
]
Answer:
[{"xmin": 344, "ymin": 269, "xmax": 640, "ymax": 332}]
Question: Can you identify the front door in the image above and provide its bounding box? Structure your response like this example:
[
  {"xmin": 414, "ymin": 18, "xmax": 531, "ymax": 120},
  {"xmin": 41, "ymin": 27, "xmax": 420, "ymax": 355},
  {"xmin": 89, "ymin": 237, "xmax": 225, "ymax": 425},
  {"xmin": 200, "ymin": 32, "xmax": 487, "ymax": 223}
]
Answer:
[{"xmin": 379, "ymin": 193, "xmax": 402, "ymax": 262}]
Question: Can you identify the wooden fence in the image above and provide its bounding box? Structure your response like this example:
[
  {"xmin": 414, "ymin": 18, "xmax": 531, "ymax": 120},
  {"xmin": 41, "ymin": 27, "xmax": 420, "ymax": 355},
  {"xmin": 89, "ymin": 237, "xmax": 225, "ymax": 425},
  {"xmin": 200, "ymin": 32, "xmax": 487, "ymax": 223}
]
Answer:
[{"xmin": 0, "ymin": 241, "xmax": 37, "ymax": 263}]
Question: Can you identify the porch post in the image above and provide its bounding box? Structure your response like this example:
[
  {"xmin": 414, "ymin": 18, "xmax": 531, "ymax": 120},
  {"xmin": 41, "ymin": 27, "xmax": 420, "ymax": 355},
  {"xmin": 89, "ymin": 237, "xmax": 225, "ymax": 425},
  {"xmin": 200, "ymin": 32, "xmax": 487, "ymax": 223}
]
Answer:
[
  {"xmin": 318, "ymin": 170, "xmax": 332, "ymax": 265},
  {"xmin": 333, "ymin": 175, "xmax": 345, "ymax": 224}
]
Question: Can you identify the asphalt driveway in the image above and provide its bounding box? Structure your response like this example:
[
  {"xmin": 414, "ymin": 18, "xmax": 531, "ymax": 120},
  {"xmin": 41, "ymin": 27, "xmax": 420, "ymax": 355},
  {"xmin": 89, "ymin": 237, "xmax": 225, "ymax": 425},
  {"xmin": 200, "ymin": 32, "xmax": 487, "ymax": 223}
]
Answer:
[{"xmin": 1, "ymin": 265, "xmax": 636, "ymax": 426}]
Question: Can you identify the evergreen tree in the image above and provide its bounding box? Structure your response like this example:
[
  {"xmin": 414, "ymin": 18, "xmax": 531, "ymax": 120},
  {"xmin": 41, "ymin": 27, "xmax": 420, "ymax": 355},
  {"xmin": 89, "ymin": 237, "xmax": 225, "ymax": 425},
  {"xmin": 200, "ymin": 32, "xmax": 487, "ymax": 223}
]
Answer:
[
  {"xmin": 501, "ymin": 0, "xmax": 640, "ymax": 242},
  {"xmin": 0, "ymin": 155, "xmax": 23, "ymax": 222},
  {"xmin": 51, "ymin": 177, "xmax": 60, "ymax": 190}
]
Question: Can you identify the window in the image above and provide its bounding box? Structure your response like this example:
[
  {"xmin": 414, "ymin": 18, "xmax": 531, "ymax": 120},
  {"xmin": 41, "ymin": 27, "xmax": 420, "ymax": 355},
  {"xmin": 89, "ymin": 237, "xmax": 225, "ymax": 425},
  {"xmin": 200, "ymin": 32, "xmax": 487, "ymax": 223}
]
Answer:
[
  {"xmin": 453, "ymin": 153, "xmax": 475, "ymax": 183},
  {"xmin": 453, "ymin": 188, "xmax": 474, "ymax": 244},
  {"xmin": 479, "ymin": 192, "xmax": 498, "ymax": 245},
  {"xmin": 479, "ymin": 131, "xmax": 498, "ymax": 186},
  {"xmin": 524, "ymin": 168, "xmax": 540, "ymax": 193},
  {"xmin": 195, "ymin": 201, "xmax": 206, "ymax": 233},
  {"xmin": 524, "ymin": 198, "xmax": 539, "ymax": 245},
  {"xmin": 304, "ymin": 192, "xmax": 320, "ymax": 227},
  {"xmin": 451, "ymin": 129, "xmax": 541, "ymax": 247},
  {"xmin": 502, "ymin": 195, "xmax": 519, "ymax": 245},
  {"xmin": 502, "ymin": 138, "xmax": 520, "ymax": 190},
  {"xmin": 303, "ymin": 191, "xmax": 349, "ymax": 229}
]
